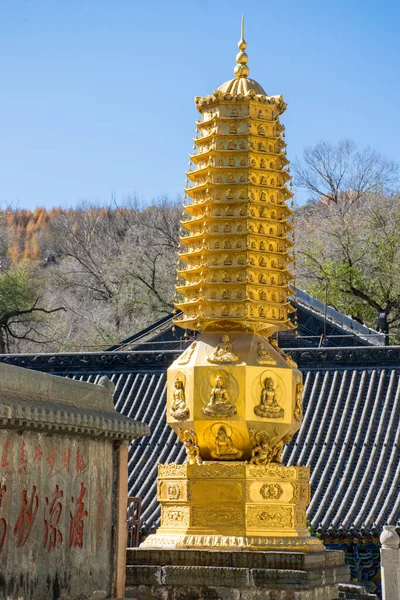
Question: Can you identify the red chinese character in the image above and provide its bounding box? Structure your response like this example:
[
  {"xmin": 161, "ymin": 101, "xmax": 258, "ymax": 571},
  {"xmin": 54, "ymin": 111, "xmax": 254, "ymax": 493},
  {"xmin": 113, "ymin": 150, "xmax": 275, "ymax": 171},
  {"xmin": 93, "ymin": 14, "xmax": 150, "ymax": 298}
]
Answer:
[
  {"xmin": 14, "ymin": 486, "xmax": 39, "ymax": 547},
  {"xmin": 62, "ymin": 449, "xmax": 71, "ymax": 473},
  {"xmin": 43, "ymin": 485, "xmax": 63, "ymax": 551},
  {"xmin": 69, "ymin": 482, "xmax": 88, "ymax": 549},
  {"xmin": 18, "ymin": 440, "xmax": 27, "ymax": 474},
  {"xmin": 76, "ymin": 448, "xmax": 85, "ymax": 474},
  {"xmin": 1, "ymin": 443, "xmax": 9, "ymax": 469},
  {"xmin": 33, "ymin": 445, "xmax": 43, "ymax": 469},
  {"xmin": 46, "ymin": 448, "xmax": 57, "ymax": 476},
  {"xmin": 0, "ymin": 485, "xmax": 6, "ymax": 551}
]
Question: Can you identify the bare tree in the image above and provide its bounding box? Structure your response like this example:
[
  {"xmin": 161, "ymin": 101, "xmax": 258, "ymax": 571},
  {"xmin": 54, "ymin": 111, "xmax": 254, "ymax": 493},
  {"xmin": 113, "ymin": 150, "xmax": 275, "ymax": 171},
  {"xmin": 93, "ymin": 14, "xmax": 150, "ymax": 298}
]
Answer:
[{"xmin": 293, "ymin": 139, "xmax": 399, "ymax": 208}]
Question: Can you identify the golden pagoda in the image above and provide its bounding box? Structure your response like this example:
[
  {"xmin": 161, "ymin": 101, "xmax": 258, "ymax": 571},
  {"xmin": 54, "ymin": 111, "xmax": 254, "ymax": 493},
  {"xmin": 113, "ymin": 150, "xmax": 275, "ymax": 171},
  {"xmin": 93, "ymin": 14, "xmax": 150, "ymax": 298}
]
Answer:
[
  {"xmin": 175, "ymin": 16, "xmax": 295, "ymax": 336},
  {"xmin": 143, "ymin": 18, "xmax": 323, "ymax": 552}
]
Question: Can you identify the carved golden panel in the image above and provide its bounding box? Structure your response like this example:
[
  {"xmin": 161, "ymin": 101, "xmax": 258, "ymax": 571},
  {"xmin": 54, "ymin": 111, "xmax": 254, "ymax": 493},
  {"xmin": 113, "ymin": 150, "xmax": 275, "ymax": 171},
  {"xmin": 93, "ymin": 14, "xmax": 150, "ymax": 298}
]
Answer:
[
  {"xmin": 247, "ymin": 505, "xmax": 293, "ymax": 529},
  {"xmin": 158, "ymin": 463, "xmax": 187, "ymax": 479},
  {"xmin": 192, "ymin": 505, "xmax": 245, "ymax": 528},
  {"xmin": 189, "ymin": 480, "xmax": 244, "ymax": 503},
  {"xmin": 260, "ymin": 483, "xmax": 283, "ymax": 500},
  {"xmin": 246, "ymin": 464, "xmax": 299, "ymax": 479},
  {"xmin": 188, "ymin": 462, "xmax": 245, "ymax": 479},
  {"xmin": 158, "ymin": 481, "xmax": 186, "ymax": 502},
  {"xmin": 161, "ymin": 505, "xmax": 190, "ymax": 528}
]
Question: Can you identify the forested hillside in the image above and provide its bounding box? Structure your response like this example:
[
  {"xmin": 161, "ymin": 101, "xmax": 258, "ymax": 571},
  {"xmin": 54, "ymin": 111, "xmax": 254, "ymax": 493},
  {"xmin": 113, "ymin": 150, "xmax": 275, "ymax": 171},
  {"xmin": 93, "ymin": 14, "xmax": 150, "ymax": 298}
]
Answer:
[
  {"xmin": 0, "ymin": 199, "xmax": 180, "ymax": 352},
  {"xmin": 1, "ymin": 141, "xmax": 399, "ymax": 353}
]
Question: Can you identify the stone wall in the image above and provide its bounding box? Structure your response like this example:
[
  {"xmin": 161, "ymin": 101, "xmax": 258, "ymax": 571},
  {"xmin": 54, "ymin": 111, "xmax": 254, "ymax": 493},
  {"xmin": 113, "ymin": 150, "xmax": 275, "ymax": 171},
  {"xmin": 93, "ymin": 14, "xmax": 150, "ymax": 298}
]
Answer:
[{"xmin": 0, "ymin": 363, "xmax": 148, "ymax": 600}]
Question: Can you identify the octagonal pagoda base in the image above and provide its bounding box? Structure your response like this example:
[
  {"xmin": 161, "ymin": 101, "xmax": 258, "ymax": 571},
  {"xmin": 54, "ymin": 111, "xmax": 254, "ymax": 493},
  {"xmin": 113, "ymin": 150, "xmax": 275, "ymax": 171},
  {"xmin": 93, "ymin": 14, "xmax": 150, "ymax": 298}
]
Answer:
[{"xmin": 141, "ymin": 461, "xmax": 324, "ymax": 552}]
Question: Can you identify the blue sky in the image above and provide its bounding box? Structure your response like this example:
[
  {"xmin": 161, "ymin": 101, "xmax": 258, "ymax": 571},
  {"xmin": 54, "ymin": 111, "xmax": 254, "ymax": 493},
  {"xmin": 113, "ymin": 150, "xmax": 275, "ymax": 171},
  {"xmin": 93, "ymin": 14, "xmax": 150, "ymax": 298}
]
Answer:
[{"xmin": 1, "ymin": 0, "xmax": 399, "ymax": 210}]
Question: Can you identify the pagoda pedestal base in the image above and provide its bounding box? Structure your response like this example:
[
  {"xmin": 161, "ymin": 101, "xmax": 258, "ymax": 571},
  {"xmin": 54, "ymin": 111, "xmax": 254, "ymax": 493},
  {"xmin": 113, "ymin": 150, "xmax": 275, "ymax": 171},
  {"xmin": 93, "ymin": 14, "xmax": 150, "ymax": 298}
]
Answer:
[
  {"xmin": 125, "ymin": 548, "xmax": 349, "ymax": 600},
  {"xmin": 141, "ymin": 461, "xmax": 324, "ymax": 552}
]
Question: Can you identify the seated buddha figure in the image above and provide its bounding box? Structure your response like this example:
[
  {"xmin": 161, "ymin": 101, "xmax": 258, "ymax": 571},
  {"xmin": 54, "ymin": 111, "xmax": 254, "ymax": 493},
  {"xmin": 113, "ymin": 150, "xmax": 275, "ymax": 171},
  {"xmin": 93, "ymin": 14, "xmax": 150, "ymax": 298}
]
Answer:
[
  {"xmin": 208, "ymin": 335, "xmax": 238, "ymax": 364},
  {"xmin": 254, "ymin": 377, "xmax": 284, "ymax": 418},
  {"xmin": 256, "ymin": 342, "xmax": 275, "ymax": 365},
  {"xmin": 203, "ymin": 375, "xmax": 237, "ymax": 417},
  {"xmin": 211, "ymin": 426, "xmax": 241, "ymax": 459},
  {"xmin": 170, "ymin": 376, "xmax": 189, "ymax": 420}
]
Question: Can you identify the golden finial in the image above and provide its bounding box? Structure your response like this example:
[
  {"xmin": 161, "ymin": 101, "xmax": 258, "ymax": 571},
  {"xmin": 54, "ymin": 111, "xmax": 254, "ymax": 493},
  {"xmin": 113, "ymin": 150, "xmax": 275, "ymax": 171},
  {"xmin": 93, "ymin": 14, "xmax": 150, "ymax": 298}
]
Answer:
[{"xmin": 234, "ymin": 15, "xmax": 249, "ymax": 79}]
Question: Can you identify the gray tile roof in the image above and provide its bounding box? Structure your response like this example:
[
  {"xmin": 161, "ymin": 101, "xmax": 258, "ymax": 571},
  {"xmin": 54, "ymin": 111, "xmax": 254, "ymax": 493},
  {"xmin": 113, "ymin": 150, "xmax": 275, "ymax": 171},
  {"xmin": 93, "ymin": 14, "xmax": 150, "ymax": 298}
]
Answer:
[{"xmin": 0, "ymin": 346, "xmax": 399, "ymax": 535}]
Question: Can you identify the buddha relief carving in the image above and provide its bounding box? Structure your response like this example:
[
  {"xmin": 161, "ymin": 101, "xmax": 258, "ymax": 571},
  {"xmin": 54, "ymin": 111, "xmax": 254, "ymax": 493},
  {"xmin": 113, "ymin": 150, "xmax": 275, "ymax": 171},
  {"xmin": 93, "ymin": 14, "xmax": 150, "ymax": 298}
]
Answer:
[
  {"xmin": 254, "ymin": 377, "xmax": 284, "ymax": 418},
  {"xmin": 178, "ymin": 342, "xmax": 197, "ymax": 366},
  {"xmin": 211, "ymin": 425, "xmax": 242, "ymax": 459},
  {"xmin": 294, "ymin": 381, "xmax": 304, "ymax": 421},
  {"xmin": 256, "ymin": 342, "xmax": 275, "ymax": 365},
  {"xmin": 203, "ymin": 376, "xmax": 237, "ymax": 417},
  {"xmin": 208, "ymin": 335, "xmax": 238, "ymax": 364},
  {"xmin": 170, "ymin": 375, "xmax": 190, "ymax": 421}
]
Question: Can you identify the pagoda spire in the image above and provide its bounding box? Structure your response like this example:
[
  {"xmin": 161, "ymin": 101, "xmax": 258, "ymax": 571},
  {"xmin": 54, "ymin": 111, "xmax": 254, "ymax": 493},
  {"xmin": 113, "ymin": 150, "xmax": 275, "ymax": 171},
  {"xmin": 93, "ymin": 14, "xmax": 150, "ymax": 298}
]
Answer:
[{"xmin": 234, "ymin": 15, "xmax": 249, "ymax": 78}]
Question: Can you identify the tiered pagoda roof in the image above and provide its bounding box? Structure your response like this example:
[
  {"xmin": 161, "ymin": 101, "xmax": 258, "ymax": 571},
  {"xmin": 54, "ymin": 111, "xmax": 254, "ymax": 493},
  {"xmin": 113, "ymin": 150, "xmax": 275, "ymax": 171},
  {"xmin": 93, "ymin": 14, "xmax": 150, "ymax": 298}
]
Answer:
[{"xmin": 175, "ymin": 18, "xmax": 295, "ymax": 336}]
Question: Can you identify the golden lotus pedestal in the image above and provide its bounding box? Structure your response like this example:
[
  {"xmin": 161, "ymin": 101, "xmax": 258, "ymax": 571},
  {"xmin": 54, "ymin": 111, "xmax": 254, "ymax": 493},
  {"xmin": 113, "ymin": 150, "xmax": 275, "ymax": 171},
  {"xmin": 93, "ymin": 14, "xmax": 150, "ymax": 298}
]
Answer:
[{"xmin": 141, "ymin": 461, "xmax": 323, "ymax": 551}]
